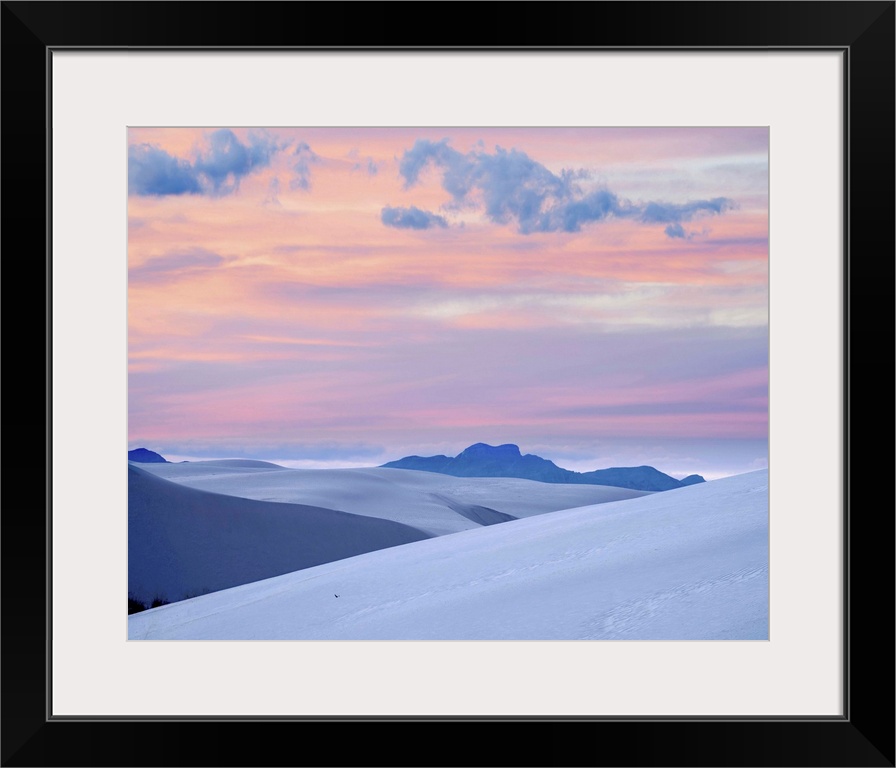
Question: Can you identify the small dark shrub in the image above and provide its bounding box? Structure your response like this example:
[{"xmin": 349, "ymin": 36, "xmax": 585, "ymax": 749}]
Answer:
[
  {"xmin": 128, "ymin": 598, "xmax": 147, "ymax": 615},
  {"xmin": 150, "ymin": 597, "xmax": 170, "ymax": 609}
]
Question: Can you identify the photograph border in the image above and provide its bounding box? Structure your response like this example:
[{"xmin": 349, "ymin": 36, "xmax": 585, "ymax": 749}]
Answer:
[{"xmin": 3, "ymin": 2, "xmax": 893, "ymax": 765}]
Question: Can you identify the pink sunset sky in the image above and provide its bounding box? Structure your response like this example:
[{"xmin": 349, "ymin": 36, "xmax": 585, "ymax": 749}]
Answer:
[{"xmin": 128, "ymin": 127, "xmax": 768, "ymax": 479}]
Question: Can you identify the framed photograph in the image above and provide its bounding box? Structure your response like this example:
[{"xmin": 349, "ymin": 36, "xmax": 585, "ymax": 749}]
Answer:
[{"xmin": 4, "ymin": 2, "xmax": 893, "ymax": 765}]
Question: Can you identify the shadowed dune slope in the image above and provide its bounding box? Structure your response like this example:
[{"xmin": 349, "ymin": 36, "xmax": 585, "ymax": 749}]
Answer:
[
  {"xmin": 128, "ymin": 464, "xmax": 430, "ymax": 605},
  {"xmin": 138, "ymin": 463, "xmax": 648, "ymax": 536}
]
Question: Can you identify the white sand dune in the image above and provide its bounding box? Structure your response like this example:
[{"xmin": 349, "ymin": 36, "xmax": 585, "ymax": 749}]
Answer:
[
  {"xmin": 128, "ymin": 464, "xmax": 430, "ymax": 605},
  {"xmin": 141, "ymin": 459, "xmax": 290, "ymax": 477},
  {"xmin": 184, "ymin": 458, "xmax": 287, "ymax": 469},
  {"xmin": 138, "ymin": 462, "xmax": 649, "ymax": 536},
  {"xmin": 129, "ymin": 469, "xmax": 768, "ymax": 641}
]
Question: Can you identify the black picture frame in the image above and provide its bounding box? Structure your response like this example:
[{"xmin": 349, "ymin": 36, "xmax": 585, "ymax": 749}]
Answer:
[{"xmin": 3, "ymin": 2, "xmax": 893, "ymax": 765}]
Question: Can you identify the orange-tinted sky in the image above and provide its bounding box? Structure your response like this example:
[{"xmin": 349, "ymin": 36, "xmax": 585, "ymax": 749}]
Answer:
[{"xmin": 128, "ymin": 127, "xmax": 768, "ymax": 479}]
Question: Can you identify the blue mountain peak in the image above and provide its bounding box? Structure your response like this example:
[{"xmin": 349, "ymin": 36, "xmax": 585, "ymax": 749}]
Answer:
[
  {"xmin": 459, "ymin": 443, "xmax": 521, "ymax": 458},
  {"xmin": 382, "ymin": 442, "xmax": 704, "ymax": 492},
  {"xmin": 128, "ymin": 447, "xmax": 168, "ymax": 464}
]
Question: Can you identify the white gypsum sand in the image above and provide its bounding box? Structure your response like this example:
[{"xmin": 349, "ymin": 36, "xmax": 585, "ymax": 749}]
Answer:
[
  {"xmin": 137, "ymin": 461, "xmax": 650, "ymax": 536},
  {"xmin": 129, "ymin": 469, "xmax": 768, "ymax": 641}
]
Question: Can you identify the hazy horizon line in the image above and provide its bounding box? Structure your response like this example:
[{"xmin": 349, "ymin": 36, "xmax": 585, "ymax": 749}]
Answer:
[{"xmin": 128, "ymin": 442, "xmax": 767, "ymax": 482}]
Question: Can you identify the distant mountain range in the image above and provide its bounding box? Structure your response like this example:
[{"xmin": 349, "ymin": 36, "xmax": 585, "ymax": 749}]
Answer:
[
  {"xmin": 128, "ymin": 448, "xmax": 168, "ymax": 464},
  {"xmin": 382, "ymin": 443, "xmax": 704, "ymax": 492}
]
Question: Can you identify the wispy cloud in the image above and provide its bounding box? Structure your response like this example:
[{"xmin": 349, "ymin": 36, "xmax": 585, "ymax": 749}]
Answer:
[
  {"xmin": 290, "ymin": 141, "xmax": 318, "ymax": 191},
  {"xmin": 263, "ymin": 177, "xmax": 282, "ymax": 207},
  {"xmin": 348, "ymin": 149, "xmax": 379, "ymax": 176},
  {"xmin": 129, "ymin": 247, "xmax": 226, "ymax": 283}
]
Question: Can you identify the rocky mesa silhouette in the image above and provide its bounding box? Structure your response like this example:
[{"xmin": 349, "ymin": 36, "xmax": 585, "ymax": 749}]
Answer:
[
  {"xmin": 128, "ymin": 447, "xmax": 168, "ymax": 464},
  {"xmin": 382, "ymin": 443, "xmax": 704, "ymax": 492}
]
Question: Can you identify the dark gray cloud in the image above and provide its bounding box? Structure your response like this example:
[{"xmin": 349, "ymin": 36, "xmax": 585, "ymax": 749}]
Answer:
[
  {"xmin": 129, "ymin": 130, "xmax": 283, "ymax": 197},
  {"xmin": 393, "ymin": 138, "xmax": 735, "ymax": 237},
  {"xmin": 381, "ymin": 205, "xmax": 448, "ymax": 230}
]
